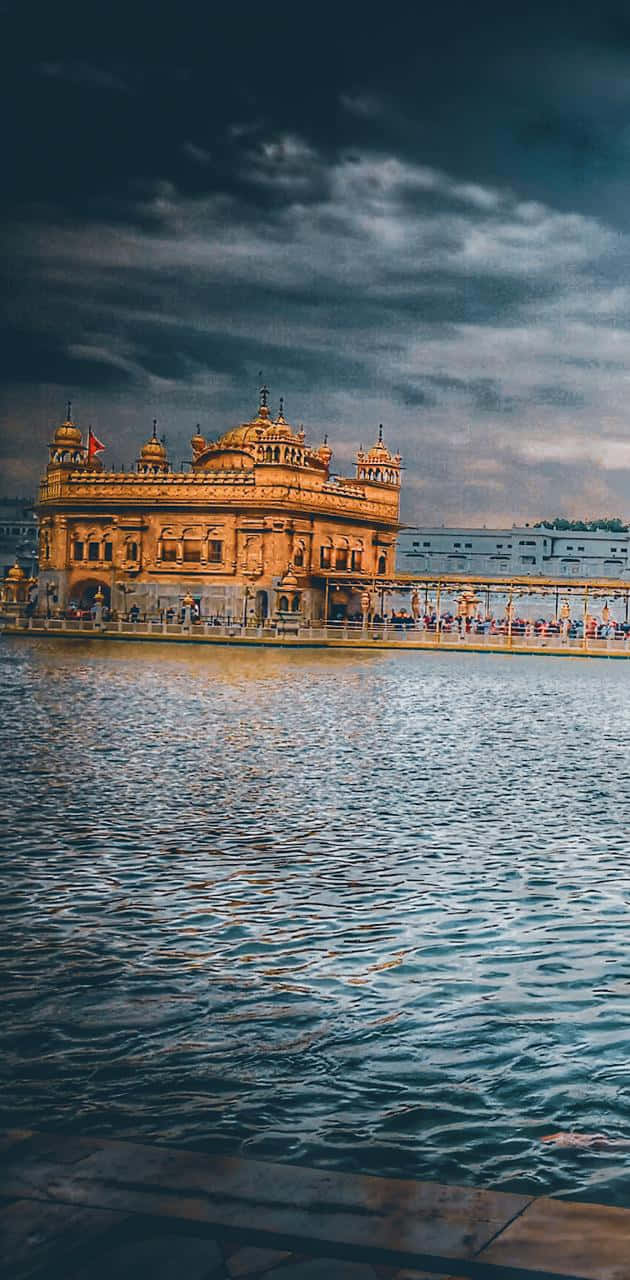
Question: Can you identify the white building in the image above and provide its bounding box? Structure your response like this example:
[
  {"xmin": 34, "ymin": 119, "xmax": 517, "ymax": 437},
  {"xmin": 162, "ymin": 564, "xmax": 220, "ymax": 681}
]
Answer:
[
  {"xmin": 0, "ymin": 497, "xmax": 38, "ymax": 580},
  {"xmin": 396, "ymin": 525, "xmax": 630, "ymax": 579}
]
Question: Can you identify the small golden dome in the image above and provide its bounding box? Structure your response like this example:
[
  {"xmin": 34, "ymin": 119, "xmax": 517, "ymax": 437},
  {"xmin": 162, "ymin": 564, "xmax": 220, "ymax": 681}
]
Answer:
[
  {"xmin": 53, "ymin": 407, "xmax": 82, "ymax": 448},
  {"xmin": 365, "ymin": 424, "xmax": 392, "ymax": 462},
  {"xmin": 52, "ymin": 400, "xmax": 82, "ymax": 447},
  {"xmin": 316, "ymin": 435, "xmax": 332, "ymax": 465},
  {"xmin": 141, "ymin": 421, "xmax": 168, "ymax": 460},
  {"xmin": 280, "ymin": 563, "xmax": 299, "ymax": 590},
  {"xmin": 191, "ymin": 425, "xmax": 206, "ymax": 454},
  {"xmin": 6, "ymin": 560, "xmax": 25, "ymax": 582}
]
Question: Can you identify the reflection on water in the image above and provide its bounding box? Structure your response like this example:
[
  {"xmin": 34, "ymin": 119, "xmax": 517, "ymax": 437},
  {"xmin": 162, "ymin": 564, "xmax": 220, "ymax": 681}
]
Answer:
[{"xmin": 3, "ymin": 637, "xmax": 630, "ymax": 1203}]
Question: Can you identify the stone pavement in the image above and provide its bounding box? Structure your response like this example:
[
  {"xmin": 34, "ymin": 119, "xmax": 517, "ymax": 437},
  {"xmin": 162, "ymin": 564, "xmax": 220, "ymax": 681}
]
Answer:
[{"xmin": 2, "ymin": 1130, "xmax": 630, "ymax": 1279}]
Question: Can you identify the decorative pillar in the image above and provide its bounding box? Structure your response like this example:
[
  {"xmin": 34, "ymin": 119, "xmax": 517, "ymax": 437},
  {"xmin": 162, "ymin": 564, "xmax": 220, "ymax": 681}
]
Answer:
[
  {"xmin": 361, "ymin": 589, "xmax": 371, "ymax": 630},
  {"xmin": 182, "ymin": 591, "xmax": 194, "ymax": 628},
  {"xmin": 93, "ymin": 586, "xmax": 104, "ymax": 629}
]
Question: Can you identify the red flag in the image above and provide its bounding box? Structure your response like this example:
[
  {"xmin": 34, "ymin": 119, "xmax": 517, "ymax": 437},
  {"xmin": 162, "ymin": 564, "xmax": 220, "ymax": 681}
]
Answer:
[{"xmin": 88, "ymin": 427, "xmax": 105, "ymax": 461}]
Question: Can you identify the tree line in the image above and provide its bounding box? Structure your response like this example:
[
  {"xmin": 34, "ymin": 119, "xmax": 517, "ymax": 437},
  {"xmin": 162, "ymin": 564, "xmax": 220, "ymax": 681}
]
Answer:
[{"xmin": 533, "ymin": 518, "xmax": 629, "ymax": 532}]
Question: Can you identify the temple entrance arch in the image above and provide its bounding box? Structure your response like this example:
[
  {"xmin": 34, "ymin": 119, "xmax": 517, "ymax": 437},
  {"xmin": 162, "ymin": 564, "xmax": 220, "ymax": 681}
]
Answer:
[
  {"xmin": 70, "ymin": 578, "xmax": 111, "ymax": 609},
  {"xmin": 255, "ymin": 589, "xmax": 268, "ymax": 620}
]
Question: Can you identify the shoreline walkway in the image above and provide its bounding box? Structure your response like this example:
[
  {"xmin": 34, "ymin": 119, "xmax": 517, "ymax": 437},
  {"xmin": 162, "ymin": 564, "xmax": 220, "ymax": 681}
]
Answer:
[
  {"xmin": 2, "ymin": 1130, "xmax": 630, "ymax": 1279},
  {"xmin": 4, "ymin": 618, "xmax": 630, "ymax": 660}
]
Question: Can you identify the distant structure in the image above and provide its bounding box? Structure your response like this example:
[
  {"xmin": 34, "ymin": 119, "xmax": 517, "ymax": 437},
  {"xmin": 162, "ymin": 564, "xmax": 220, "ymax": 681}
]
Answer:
[
  {"xmin": 397, "ymin": 526, "xmax": 630, "ymax": 580},
  {"xmin": 35, "ymin": 391, "xmax": 401, "ymax": 621},
  {"xmin": 0, "ymin": 497, "xmax": 38, "ymax": 580}
]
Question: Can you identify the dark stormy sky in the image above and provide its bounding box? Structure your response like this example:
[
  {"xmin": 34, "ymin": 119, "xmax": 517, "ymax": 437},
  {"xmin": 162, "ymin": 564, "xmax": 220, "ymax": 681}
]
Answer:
[{"xmin": 5, "ymin": 1, "xmax": 630, "ymax": 523}]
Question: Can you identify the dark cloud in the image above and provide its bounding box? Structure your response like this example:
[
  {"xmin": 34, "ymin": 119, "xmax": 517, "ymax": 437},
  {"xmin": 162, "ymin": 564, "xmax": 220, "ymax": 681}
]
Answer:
[{"xmin": 4, "ymin": 0, "xmax": 630, "ymax": 522}]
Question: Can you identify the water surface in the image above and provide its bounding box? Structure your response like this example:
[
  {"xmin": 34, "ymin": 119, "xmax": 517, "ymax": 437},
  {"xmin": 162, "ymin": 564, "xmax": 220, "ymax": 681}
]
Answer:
[{"xmin": 2, "ymin": 638, "xmax": 630, "ymax": 1204}]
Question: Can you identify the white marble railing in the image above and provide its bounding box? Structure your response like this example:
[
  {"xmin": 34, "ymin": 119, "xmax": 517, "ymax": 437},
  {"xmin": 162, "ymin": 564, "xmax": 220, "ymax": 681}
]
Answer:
[{"xmin": 7, "ymin": 617, "xmax": 630, "ymax": 652}]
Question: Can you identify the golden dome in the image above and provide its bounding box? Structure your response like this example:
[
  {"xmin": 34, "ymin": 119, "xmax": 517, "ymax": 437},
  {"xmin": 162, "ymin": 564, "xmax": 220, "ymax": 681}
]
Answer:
[
  {"xmin": 280, "ymin": 563, "xmax": 299, "ymax": 590},
  {"xmin": 6, "ymin": 560, "xmax": 25, "ymax": 582},
  {"xmin": 365, "ymin": 424, "xmax": 392, "ymax": 462},
  {"xmin": 316, "ymin": 435, "xmax": 332, "ymax": 465},
  {"xmin": 191, "ymin": 425, "xmax": 206, "ymax": 454},
  {"xmin": 141, "ymin": 421, "xmax": 168, "ymax": 461},
  {"xmin": 53, "ymin": 400, "xmax": 82, "ymax": 449},
  {"xmin": 217, "ymin": 421, "xmax": 268, "ymax": 449}
]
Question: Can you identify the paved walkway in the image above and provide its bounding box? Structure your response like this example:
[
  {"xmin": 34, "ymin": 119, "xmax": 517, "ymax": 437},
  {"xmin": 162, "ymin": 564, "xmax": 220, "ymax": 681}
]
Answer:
[{"xmin": 2, "ymin": 1131, "xmax": 630, "ymax": 1279}]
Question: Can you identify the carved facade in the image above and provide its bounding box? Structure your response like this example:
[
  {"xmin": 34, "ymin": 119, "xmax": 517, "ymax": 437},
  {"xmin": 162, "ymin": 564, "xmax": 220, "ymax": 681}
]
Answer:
[{"xmin": 36, "ymin": 390, "xmax": 402, "ymax": 622}]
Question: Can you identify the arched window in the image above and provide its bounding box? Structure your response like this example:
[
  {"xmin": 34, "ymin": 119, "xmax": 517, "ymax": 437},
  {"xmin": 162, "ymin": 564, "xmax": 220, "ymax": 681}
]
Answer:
[
  {"xmin": 292, "ymin": 594, "xmax": 300, "ymax": 612},
  {"xmin": 293, "ymin": 543, "xmax": 305, "ymax": 568},
  {"xmin": 335, "ymin": 540, "xmax": 349, "ymax": 570},
  {"xmin": 378, "ymin": 554, "xmax": 387, "ymax": 575},
  {"xmin": 351, "ymin": 543, "xmax": 363, "ymax": 571},
  {"xmin": 265, "ymin": 446, "xmax": 272, "ymax": 462},
  {"xmin": 274, "ymin": 446, "xmax": 280, "ymax": 462},
  {"xmin": 320, "ymin": 542, "xmax": 332, "ymax": 569},
  {"xmin": 160, "ymin": 529, "xmax": 178, "ymax": 562},
  {"xmin": 279, "ymin": 595, "xmax": 289, "ymax": 612},
  {"xmin": 127, "ymin": 541, "xmax": 138, "ymax": 561},
  {"xmin": 182, "ymin": 527, "xmax": 202, "ymax": 562}
]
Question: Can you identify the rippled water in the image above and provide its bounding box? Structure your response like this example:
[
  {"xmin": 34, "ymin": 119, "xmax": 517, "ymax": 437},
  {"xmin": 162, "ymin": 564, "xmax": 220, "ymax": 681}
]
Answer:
[{"xmin": 3, "ymin": 638, "xmax": 630, "ymax": 1204}]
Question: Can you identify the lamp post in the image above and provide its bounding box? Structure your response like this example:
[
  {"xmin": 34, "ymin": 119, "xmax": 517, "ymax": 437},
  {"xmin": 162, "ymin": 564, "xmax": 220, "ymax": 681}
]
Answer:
[{"xmin": 506, "ymin": 584, "xmax": 514, "ymax": 647}]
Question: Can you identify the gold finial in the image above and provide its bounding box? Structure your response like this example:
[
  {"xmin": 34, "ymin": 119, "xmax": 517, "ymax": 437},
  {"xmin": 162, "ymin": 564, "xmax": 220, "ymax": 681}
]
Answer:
[
  {"xmin": 260, "ymin": 383, "xmax": 269, "ymax": 409},
  {"xmin": 152, "ymin": 418, "xmax": 158, "ymax": 440},
  {"xmin": 66, "ymin": 399, "xmax": 72, "ymax": 421}
]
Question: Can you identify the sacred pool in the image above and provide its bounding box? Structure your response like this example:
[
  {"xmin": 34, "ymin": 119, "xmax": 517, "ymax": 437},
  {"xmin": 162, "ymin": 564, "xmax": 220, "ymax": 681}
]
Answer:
[{"xmin": 3, "ymin": 637, "xmax": 630, "ymax": 1211}]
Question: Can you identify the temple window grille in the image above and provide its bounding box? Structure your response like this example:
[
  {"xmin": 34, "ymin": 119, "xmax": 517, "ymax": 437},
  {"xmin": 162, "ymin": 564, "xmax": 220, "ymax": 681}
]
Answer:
[
  {"xmin": 209, "ymin": 540, "xmax": 223, "ymax": 563},
  {"xmin": 88, "ymin": 541, "xmax": 99, "ymax": 562},
  {"xmin": 104, "ymin": 542, "xmax": 113, "ymax": 562},
  {"xmin": 73, "ymin": 540, "xmax": 84, "ymax": 561}
]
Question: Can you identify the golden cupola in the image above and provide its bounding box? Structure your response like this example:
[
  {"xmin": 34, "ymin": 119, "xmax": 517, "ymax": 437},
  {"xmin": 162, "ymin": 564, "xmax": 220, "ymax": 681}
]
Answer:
[
  {"xmin": 49, "ymin": 402, "xmax": 85, "ymax": 465},
  {"xmin": 316, "ymin": 434, "xmax": 333, "ymax": 468},
  {"xmin": 137, "ymin": 421, "xmax": 169, "ymax": 474},
  {"xmin": 6, "ymin": 560, "xmax": 25, "ymax": 582},
  {"xmin": 356, "ymin": 425, "xmax": 401, "ymax": 485},
  {"xmin": 191, "ymin": 425, "xmax": 206, "ymax": 457}
]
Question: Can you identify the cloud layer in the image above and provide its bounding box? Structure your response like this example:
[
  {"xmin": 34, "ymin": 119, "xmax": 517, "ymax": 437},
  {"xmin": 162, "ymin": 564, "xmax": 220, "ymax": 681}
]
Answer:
[{"xmin": 3, "ymin": 1, "xmax": 630, "ymax": 524}]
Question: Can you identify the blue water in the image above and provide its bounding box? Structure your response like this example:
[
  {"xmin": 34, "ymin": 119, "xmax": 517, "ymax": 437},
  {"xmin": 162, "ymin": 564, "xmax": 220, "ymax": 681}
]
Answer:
[{"xmin": 2, "ymin": 637, "xmax": 630, "ymax": 1204}]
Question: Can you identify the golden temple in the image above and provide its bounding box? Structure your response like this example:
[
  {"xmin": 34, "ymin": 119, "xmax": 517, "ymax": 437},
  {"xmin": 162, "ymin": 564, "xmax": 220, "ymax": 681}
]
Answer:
[{"xmin": 34, "ymin": 387, "xmax": 402, "ymax": 622}]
